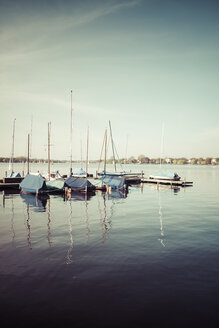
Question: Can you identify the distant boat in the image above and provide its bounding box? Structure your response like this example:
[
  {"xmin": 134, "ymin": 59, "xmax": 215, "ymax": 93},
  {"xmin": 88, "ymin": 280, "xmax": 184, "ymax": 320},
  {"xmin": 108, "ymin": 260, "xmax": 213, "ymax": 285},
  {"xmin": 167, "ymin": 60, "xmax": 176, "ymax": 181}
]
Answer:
[
  {"xmin": 97, "ymin": 122, "xmax": 143, "ymax": 180},
  {"xmin": 20, "ymin": 174, "xmax": 47, "ymax": 194},
  {"xmin": 98, "ymin": 171, "xmax": 142, "ymax": 177},
  {"xmin": 149, "ymin": 123, "xmax": 180, "ymax": 182},
  {"xmin": 64, "ymin": 176, "xmax": 96, "ymax": 193},
  {"xmin": 8, "ymin": 118, "xmax": 22, "ymax": 178},
  {"xmin": 9, "ymin": 171, "xmax": 21, "ymax": 178},
  {"xmin": 149, "ymin": 172, "xmax": 181, "ymax": 181}
]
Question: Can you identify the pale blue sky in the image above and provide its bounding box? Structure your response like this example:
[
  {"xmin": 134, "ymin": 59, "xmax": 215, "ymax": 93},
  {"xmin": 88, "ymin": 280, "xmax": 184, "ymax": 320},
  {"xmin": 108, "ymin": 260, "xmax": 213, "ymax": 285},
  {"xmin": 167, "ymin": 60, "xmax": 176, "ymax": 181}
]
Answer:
[{"xmin": 1, "ymin": 0, "xmax": 219, "ymax": 160}]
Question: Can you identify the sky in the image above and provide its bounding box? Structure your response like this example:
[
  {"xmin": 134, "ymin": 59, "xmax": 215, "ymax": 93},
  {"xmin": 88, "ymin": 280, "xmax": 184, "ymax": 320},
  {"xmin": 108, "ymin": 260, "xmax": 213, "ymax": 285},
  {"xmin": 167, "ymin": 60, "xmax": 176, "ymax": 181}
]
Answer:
[{"xmin": 1, "ymin": 0, "xmax": 219, "ymax": 160}]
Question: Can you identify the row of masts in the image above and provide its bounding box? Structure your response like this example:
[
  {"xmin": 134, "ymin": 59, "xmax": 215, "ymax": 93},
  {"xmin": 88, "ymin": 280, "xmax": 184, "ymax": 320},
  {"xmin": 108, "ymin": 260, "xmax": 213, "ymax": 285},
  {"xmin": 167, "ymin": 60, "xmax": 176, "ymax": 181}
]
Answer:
[{"xmin": 9, "ymin": 91, "xmax": 119, "ymax": 179}]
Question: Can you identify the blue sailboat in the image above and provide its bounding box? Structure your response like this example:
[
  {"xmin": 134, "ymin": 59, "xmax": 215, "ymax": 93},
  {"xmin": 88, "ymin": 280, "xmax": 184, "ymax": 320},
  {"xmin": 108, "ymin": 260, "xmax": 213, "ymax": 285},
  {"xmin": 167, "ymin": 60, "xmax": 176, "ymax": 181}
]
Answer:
[{"xmin": 64, "ymin": 176, "xmax": 96, "ymax": 193}]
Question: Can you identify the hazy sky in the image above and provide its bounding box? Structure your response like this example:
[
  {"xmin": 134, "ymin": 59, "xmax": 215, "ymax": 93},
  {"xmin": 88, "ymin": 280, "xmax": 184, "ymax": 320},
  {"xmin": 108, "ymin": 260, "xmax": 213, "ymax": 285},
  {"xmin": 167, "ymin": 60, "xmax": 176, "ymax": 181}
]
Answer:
[{"xmin": 1, "ymin": 0, "xmax": 219, "ymax": 160}]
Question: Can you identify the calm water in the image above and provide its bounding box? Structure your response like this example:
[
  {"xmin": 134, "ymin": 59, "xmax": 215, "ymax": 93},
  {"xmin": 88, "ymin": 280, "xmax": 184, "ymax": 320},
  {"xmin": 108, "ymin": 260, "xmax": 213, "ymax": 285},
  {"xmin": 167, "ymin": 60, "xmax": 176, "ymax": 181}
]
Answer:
[{"xmin": 0, "ymin": 163, "xmax": 219, "ymax": 328}]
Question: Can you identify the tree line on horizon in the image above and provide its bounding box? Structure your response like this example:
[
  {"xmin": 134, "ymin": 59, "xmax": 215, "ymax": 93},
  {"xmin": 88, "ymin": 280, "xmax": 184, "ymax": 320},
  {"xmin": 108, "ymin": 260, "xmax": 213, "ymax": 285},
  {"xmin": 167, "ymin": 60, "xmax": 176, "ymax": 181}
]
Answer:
[{"xmin": 0, "ymin": 155, "xmax": 219, "ymax": 165}]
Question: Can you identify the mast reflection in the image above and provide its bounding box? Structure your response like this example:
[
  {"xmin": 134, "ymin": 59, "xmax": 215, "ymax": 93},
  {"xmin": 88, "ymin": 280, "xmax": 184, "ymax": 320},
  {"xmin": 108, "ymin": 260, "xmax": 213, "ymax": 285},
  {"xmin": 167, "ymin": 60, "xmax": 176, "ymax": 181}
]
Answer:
[
  {"xmin": 11, "ymin": 196, "xmax": 15, "ymax": 246},
  {"xmin": 25, "ymin": 201, "xmax": 32, "ymax": 250},
  {"xmin": 47, "ymin": 198, "xmax": 52, "ymax": 247},
  {"xmin": 157, "ymin": 189, "xmax": 165, "ymax": 247},
  {"xmin": 66, "ymin": 199, "xmax": 73, "ymax": 264}
]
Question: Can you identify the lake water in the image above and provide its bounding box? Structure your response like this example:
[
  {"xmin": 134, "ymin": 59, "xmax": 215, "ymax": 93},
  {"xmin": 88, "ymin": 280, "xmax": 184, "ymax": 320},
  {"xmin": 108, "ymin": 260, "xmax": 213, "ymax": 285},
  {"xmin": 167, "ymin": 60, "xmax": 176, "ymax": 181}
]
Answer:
[{"xmin": 0, "ymin": 163, "xmax": 219, "ymax": 328}]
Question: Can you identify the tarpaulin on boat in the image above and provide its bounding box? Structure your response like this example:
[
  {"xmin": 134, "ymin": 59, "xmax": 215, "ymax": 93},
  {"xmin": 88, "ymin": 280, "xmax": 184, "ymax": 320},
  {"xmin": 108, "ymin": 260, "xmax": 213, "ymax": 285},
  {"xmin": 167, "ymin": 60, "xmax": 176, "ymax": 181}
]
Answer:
[
  {"xmin": 20, "ymin": 174, "xmax": 47, "ymax": 193},
  {"xmin": 46, "ymin": 179, "xmax": 65, "ymax": 190},
  {"xmin": 149, "ymin": 171, "xmax": 180, "ymax": 180},
  {"xmin": 64, "ymin": 177, "xmax": 95, "ymax": 191},
  {"xmin": 100, "ymin": 175, "xmax": 126, "ymax": 189}
]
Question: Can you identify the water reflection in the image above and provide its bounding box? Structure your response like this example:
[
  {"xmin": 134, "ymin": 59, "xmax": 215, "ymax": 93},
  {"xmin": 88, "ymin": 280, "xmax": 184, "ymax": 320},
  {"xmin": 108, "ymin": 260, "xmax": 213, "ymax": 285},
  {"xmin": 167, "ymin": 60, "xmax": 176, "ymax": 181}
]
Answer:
[
  {"xmin": 10, "ymin": 196, "xmax": 15, "ymax": 246},
  {"xmin": 97, "ymin": 193, "xmax": 112, "ymax": 244},
  {"xmin": 20, "ymin": 193, "xmax": 49, "ymax": 212},
  {"xmin": 84, "ymin": 195, "xmax": 90, "ymax": 243},
  {"xmin": 107, "ymin": 189, "xmax": 128, "ymax": 199},
  {"xmin": 66, "ymin": 199, "xmax": 73, "ymax": 264},
  {"xmin": 25, "ymin": 200, "xmax": 32, "ymax": 249},
  {"xmin": 157, "ymin": 189, "xmax": 165, "ymax": 247},
  {"xmin": 47, "ymin": 198, "xmax": 52, "ymax": 247},
  {"xmin": 1, "ymin": 187, "xmax": 125, "ymax": 253},
  {"xmin": 148, "ymin": 183, "xmax": 181, "ymax": 194},
  {"xmin": 65, "ymin": 190, "xmax": 95, "ymax": 202}
]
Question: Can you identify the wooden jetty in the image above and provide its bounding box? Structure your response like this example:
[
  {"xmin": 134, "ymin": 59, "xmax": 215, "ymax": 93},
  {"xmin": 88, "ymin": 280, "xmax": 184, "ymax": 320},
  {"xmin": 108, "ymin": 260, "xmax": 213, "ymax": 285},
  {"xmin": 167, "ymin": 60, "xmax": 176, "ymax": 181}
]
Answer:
[
  {"xmin": 0, "ymin": 177, "xmax": 24, "ymax": 190},
  {"xmin": 125, "ymin": 175, "xmax": 142, "ymax": 184},
  {"xmin": 141, "ymin": 178, "xmax": 193, "ymax": 187}
]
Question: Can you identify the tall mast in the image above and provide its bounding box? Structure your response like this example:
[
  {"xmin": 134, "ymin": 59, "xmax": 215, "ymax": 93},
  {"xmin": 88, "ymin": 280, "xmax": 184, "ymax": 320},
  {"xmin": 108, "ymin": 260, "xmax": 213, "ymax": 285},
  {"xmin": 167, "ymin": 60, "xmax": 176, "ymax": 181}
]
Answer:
[
  {"xmin": 48, "ymin": 122, "xmax": 51, "ymax": 181},
  {"xmin": 27, "ymin": 133, "xmax": 30, "ymax": 174},
  {"xmin": 80, "ymin": 138, "xmax": 83, "ymax": 169},
  {"xmin": 70, "ymin": 90, "xmax": 73, "ymax": 176},
  {"xmin": 97, "ymin": 129, "xmax": 107, "ymax": 175},
  {"xmin": 160, "ymin": 122, "xmax": 165, "ymax": 169},
  {"xmin": 10, "ymin": 118, "xmax": 16, "ymax": 172},
  {"xmin": 104, "ymin": 129, "xmax": 107, "ymax": 173},
  {"xmin": 86, "ymin": 127, "xmax": 89, "ymax": 177},
  {"xmin": 109, "ymin": 120, "xmax": 116, "ymax": 172}
]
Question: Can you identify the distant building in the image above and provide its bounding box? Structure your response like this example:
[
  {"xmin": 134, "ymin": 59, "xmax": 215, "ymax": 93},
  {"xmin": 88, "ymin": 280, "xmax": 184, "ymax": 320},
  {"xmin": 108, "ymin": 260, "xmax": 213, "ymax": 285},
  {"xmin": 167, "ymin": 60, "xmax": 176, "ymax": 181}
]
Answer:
[
  {"xmin": 211, "ymin": 158, "xmax": 218, "ymax": 165},
  {"xmin": 165, "ymin": 158, "xmax": 172, "ymax": 164}
]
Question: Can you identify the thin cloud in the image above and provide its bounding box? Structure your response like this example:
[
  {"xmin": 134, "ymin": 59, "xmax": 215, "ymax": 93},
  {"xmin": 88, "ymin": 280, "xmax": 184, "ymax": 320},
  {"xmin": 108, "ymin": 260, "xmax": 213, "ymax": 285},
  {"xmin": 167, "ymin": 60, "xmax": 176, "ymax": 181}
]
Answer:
[{"xmin": 0, "ymin": 0, "xmax": 142, "ymax": 43}]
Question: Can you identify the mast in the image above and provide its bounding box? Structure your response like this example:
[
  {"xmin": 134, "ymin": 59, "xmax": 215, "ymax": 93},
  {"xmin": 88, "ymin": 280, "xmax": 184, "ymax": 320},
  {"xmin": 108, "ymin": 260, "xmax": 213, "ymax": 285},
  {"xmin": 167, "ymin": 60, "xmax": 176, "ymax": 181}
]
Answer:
[
  {"xmin": 104, "ymin": 129, "xmax": 107, "ymax": 173},
  {"xmin": 86, "ymin": 127, "xmax": 89, "ymax": 177},
  {"xmin": 70, "ymin": 90, "xmax": 73, "ymax": 176},
  {"xmin": 10, "ymin": 118, "xmax": 16, "ymax": 172},
  {"xmin": 80, "ymin": 138, "xmax": 83, "ymax": 169},
  {"xmin": 27, "ymin": 134, "xmax": 30, "ymax": 174},
  {"xmin": 109, "ymin": 120, "xmax": 116, "ymax": 172},
  {"xmin": 160, "ymin": 122, "xmax": 165, "ymax": 169},
  {"xmin": 48, "ymin": 122, "xmax": 51, "ymax": 181},
  {"xmin": 97, "ymin": 128, "xmax": 107, "ymax": 175}
]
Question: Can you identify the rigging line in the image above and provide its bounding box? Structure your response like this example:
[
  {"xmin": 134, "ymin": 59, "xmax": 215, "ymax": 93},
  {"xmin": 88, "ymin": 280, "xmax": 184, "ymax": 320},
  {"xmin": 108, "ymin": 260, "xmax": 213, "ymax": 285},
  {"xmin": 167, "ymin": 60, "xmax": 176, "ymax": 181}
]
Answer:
[{"xmin": 112, "ymin": 139, "xmax": 124, "ymax": 172}]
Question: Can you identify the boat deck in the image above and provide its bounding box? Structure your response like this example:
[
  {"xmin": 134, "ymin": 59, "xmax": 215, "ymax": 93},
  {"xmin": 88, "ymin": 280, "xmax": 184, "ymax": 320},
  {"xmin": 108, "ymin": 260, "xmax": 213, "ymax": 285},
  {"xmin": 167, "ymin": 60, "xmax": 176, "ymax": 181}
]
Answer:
[{"xmin": 141, "ymin": 178, "xmax": 193, "ymax": 186}]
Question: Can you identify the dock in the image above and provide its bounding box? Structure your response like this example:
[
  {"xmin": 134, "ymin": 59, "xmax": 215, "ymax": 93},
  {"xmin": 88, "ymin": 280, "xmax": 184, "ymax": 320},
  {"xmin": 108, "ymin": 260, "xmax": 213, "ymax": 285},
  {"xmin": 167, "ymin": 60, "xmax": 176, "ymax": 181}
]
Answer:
[
  {"xmin": 141, "ymin": 178, "xmax": 193, "ymax": 187},
  {"xmin": 0, "ymin": 177, "xmax": 24, "ymax": 190}
]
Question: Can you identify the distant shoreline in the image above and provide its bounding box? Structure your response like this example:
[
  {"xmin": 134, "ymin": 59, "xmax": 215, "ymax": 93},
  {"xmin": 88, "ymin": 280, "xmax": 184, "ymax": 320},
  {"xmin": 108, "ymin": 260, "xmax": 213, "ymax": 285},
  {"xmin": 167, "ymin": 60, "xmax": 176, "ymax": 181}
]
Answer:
[{"xmin": 0, "ymin": 157, "xmax": 218, "ymax": 165}]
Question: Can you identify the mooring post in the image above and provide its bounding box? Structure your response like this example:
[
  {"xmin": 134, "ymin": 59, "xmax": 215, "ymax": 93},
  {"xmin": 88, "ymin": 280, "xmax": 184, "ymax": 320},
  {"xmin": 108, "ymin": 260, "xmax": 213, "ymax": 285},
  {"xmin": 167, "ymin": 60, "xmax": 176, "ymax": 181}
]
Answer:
[{"xmin": 5, "ymin": 171, "xmax": 7, "ymax": 178}]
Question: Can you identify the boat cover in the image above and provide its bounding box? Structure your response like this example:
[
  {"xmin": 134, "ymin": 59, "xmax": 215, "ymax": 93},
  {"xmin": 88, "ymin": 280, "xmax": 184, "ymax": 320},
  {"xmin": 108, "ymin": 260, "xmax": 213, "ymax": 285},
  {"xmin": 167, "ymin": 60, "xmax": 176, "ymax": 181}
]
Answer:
[
  {"xmin": 20, "ymin": 174, "xmax": 47, "ymax": 193},
  {"xmin": 149, "ymin": 171, "xmax": 180, "ymax": 180},
  {"xmin": 98, "ymin": 171, "xmax": 142, "ymax": 177},
  {"xmin": 64, "ymin": 177, "xmax": 95, "ymax": 191},
  {"xmin": 46, "ymin": 179, "xmax": 65, "ymax": 190},
  {"xmin": 100, "ymin": 175, "xmax": 126, "ymax": 189}
]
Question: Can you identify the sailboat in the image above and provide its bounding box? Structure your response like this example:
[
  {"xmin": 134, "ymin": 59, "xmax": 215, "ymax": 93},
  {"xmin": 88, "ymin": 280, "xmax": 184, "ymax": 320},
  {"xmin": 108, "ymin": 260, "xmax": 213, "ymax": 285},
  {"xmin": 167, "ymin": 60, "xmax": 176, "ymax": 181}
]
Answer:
[
  {"xmin": 45, "ymin": 122, "xmax": 65, "ymax": 192},
  {"xmin": 67, "ymin": 91, "xmax": 95, "ymax": 193},
  {"xmin": 97, "ymin": 121, "xmax": 142, "ymax": 189},
  {"xmin": 20, "ymin": 133, "xmax": 48, "ymax": 194},
  {"xmin": 149, "ymin": 123, "xmax": 181, "ymax": 181},
  {"xmin": 8, "ymin": 118, "xmax": 21, "ymax": 178}
]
